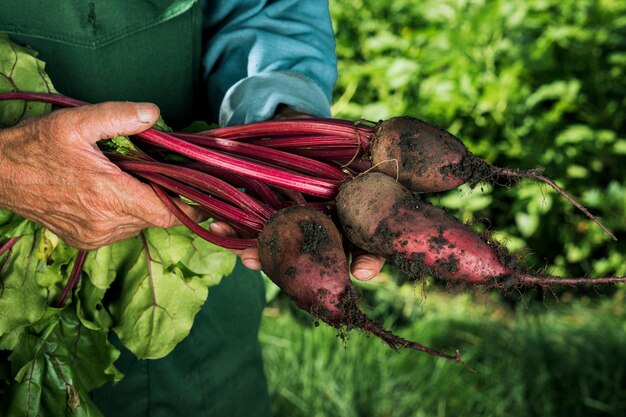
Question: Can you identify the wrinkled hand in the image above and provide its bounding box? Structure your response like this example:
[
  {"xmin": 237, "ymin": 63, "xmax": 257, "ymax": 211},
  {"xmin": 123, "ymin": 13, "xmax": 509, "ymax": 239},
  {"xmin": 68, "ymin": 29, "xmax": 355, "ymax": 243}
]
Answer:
[
  {"xmin": 0, "ymin": 102, "xmax": 189, "ymax": 250},
  {"xmin": 210, "ymin": 106, "xmax": 386, "ymax": 280}
]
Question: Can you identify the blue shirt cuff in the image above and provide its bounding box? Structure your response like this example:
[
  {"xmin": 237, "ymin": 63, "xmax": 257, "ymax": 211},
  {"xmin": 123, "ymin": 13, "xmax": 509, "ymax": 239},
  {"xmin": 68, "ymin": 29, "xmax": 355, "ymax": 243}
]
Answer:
[{"xmin": 219, "ymin": 71, "xmax": 332, "ymax": 127}]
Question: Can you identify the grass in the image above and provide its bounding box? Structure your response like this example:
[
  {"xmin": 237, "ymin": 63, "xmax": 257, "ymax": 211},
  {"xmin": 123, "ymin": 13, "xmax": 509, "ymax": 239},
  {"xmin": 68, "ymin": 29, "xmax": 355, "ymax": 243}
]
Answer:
[{"xmin": 260, "ymin": 283, "xmax": 626, "ymax": 417}]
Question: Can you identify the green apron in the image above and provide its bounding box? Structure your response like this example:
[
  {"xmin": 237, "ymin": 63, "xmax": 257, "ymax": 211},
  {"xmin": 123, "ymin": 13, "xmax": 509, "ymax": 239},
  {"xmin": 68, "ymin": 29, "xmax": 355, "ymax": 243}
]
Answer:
[{"xmin": 0, "ymin": 1, "xmax": 272, "ymax": 416}]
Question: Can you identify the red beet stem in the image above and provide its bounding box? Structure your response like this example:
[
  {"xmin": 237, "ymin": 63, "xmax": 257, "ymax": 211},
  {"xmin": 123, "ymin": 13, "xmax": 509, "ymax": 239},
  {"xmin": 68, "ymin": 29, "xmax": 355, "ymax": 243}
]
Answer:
[
  {"xmin": 115, "ymin": 159, "xmax": 273, "ymax": 221},
  {"xmin": 0, "ymin": 237, "xmax": 20, "ymax": 257},
  {"xmin": 0, "ymin": 92, "xmax": 87, "ymax": 107},
  {"xmin": 203, "ymin": 118, "xmax": 373, "ymax": 144},
  {"xmin": 182, "ymin": 163, "xmax": 284, "ymax": 210},
  {"xmin": 54, "ymin": 250, "xmax": 88, "ymax": 307},
  {"xmin": 286, "ymin": 148, "xmax": 362, "ymax": 161},
  {"xmin": 139, "ymin": 172, "xmax": 264, "ymax": 234},
  {"xmin": 0, "ymin": 92, "xmax": 341, "ymax": 198},
  {"xmin": 151, "ymin": 184, "xmax": 257, "ymax": 250},
  {"xmin": 137, "ymin": 129, "xmax": 340, "ymax": 198},
  {"xmin": 172, "ymin": 132, "xmax": 348, "ymax": 181},
  {"xmin": 0, "ymin": 237, "xmax": 20, "ymax": 277},
  {"xmin": 245, "ymin": 136, "xmax": 362, "ymax": 149}
]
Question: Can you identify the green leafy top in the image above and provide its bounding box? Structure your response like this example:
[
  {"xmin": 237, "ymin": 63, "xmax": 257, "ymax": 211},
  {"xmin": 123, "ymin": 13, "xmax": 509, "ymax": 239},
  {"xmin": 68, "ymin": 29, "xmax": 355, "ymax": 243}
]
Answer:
[{"xmin": 0, "ymin": 33, "xmax": 57, "ymax": 127}]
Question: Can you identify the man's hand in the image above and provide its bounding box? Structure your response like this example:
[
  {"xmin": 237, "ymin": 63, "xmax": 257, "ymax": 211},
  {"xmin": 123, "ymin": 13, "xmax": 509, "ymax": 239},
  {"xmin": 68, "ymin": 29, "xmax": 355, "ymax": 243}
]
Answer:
[
  {"xmin": 0, "ymin": 102, "xmax": 182, "ymax": 250},
  {"xmin": 210, "ymin": 105, "xmax": 386, "ymax": 280}
]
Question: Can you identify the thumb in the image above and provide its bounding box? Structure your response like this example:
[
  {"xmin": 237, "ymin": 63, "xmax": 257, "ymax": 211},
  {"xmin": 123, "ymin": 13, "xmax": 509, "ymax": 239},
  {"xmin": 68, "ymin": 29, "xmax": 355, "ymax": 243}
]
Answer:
[
  {"xmin": 351, "ymin": 253, "xmax": 386, "ymax": 281},
  {"xmin": 57, "ymin": 101, "xmax": 160, "ymax": 145}
]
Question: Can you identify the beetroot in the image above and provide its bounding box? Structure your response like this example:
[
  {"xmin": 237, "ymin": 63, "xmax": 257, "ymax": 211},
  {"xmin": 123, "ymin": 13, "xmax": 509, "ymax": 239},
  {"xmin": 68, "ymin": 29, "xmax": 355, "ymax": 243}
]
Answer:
[
  {"xmin": 257, "ymin": 205, "xmax": 467, "ymax": 365},
  {"xmin": 369, "ymin": 117, "xmax": 471, "ymax": 193},
  {"xmin": 336, "ymin": 172, "xmax": 626, "ymax": 288},
  {"xmin": 368, "ymin": 117, "xmax": 616, "ymax": 240},
  {"xmin": 257, "ymin": 206, "xmax": 350, "ymax": 322}
]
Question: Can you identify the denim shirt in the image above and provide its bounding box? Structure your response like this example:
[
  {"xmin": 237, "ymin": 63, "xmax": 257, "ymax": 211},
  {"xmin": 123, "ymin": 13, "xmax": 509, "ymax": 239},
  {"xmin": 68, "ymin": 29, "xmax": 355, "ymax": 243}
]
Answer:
[{"xmin": 202, "ymin": 0, "xmax": 338, "ymax": 126}]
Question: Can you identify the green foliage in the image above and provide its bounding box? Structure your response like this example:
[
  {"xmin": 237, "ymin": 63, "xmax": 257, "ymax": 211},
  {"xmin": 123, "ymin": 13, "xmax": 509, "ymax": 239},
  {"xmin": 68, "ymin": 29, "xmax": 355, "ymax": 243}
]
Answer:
[
  {"xmin": 0, "ymin": 224, "xmax": 236, "ymax": 416},
  {"xmin": 331, "ymin": 0, "xmax": 626, "ymax": 278},
  {"xmin": 0, "ymin": 33, "xmax": 56, "ymax": 127},
  {"xmin": 109, "ymin": 228, "xmax": 235, "ymax": 359},
  {"xmin": 0, "ymin": 233, "xmax": 54, "ymax": 335},
  {"xmin": 262, "ymin": 290, "xmax": 626, "ymax": 417},
  {"xmin": 260, "ymin": 2, "xmax": 626, "ymax": 416},
  {"xmin": 2, "ymin": 309, "xmax": 119, "ymax": 417}
]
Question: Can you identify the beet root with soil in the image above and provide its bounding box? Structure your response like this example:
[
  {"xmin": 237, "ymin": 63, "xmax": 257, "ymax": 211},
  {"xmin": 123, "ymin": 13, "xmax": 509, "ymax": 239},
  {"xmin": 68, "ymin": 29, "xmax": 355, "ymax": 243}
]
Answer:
[
  {"xmin": 257, "ymin": 205, "xmax": 467, "ymax": 366},
  {"xmin": 368, "ymin": 117, "xmax": 615, "ymax": 240},
  {"xmin": 336, "ymin": 172, "xmax": 626, "ymax": 289}
]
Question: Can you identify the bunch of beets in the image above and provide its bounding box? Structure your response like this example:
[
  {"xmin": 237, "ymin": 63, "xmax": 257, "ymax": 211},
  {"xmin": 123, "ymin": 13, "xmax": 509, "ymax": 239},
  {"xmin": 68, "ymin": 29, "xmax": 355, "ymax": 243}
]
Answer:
[{"xmin": 1, "ymin": 92, "xmax": 623, "ymax": 368}]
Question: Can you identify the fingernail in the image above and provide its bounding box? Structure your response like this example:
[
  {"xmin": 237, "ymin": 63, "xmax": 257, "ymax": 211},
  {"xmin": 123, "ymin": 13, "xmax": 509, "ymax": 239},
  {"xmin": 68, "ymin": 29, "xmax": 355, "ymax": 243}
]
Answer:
[
  {"xmin": 242, "ymin": 257, "xmax": 262, "ymax": 271},
  {"xmin": 209, "ymin": 223, "xmax": 224, "ymax": 233},
  {"xmin": 353, "ymin": 267, "xmax": 374, "ymax": 281},
  {"xmin": 136, "ymin": 103, "xmax": 157, "ymax": 124}
]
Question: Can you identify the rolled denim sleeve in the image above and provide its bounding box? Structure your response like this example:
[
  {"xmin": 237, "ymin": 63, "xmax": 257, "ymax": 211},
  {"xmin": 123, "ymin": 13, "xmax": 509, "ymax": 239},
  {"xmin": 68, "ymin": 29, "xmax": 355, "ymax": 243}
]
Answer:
[{"xmin": 201, "ymin": 0, "xmax": 337, "ymax": 126}]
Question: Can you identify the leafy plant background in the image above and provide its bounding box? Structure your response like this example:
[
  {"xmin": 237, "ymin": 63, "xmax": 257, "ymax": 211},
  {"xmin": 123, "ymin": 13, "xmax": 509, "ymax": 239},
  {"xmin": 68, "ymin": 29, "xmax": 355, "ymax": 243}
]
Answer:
[{"xmin": 260, "ymin": 0, "xmax": 626, "ymax": 416}]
